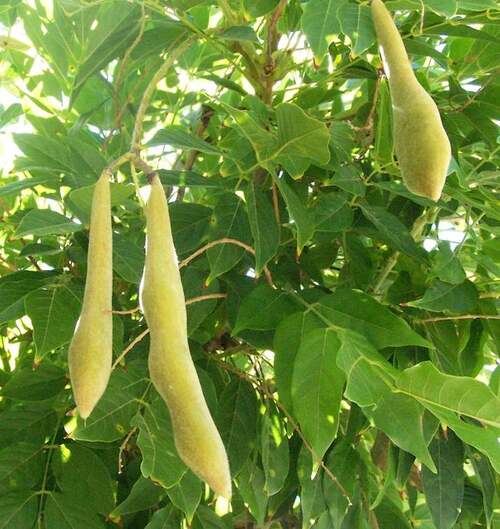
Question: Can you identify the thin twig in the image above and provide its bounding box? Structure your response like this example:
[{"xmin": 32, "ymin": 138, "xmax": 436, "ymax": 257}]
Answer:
[
  {"xmin": 111, "ymin": 295, "xmax": 226, "ymax": 366},
  {"xmin": 350, "ymin": 76, "xmax": 381, "ymax": 134},
  {"xmin": 418, "ymin": 314, "xmax": 500, "ymax": 323},
  {"xmin": 112, "ymin": 328, "xmax": 150, "ymax": 369},
  {"xmin": 271, "ymin": 180, "xmax": 281, "ymax": 236},
  {"xmin": 112, "ymin": 307, "xmax": 140, "ymax": 315},
  {"xmin": 179, "ymin": 237, "xmax": 273, "ymax": 286},
  {"xmin": 118, "ymin": 427, "xmax": 138, "ymax": 473},
  {"xmin": 185, "ymin": 293, "xmax": 227, "ymax": 305}
]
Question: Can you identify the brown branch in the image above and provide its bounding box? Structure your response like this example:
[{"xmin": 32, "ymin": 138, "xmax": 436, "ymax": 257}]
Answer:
[
  {"xmin": 110, "ymin": 295, "xmax": 226, "ymax": 367},
  {"xmin": 418, "ymin": 314, "xmax": 500, "ymax": 323},
  {"xmin": 185, "ymin": 293, "xmax": 227, "ymax": 305},
  {"xmin": 179, "ymin": 237, "xmax": 274, "ymax": 286},
  {"xmin": 112, "ymin": 328, "xmax": 149, "ymax": 370},
  {"xmin": 262, "ymin": 0, "xmax": 287, "ymax": 104},
  {"xmin": 118, "ymin": 427, "xmax": 137, "ymax": 474},
  {"xmin": 350, "ymin": 75, "xmax": 381, "ymax": 134},
  {"xmin": 112, "ymin": 307, "xmax": 140, "ymax": 315}
]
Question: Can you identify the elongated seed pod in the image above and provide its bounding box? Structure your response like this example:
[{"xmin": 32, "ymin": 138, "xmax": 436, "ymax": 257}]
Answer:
[
  {"xmin": 371, "ymin": 0, "xmax": 451, "ymax": 201},
  {"xmin": 69, "ymin": 172, "xmax": 113, "ymax": 419},
  {"xmin": 140, "ymin": 175, "xmax": 231, "ymax": 499}
]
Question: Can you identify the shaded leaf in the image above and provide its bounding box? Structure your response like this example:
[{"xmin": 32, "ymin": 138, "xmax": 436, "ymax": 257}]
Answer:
[
  {"xmin": 217, "ymin": 378, "xmax": 258, "ymax": 476},
  {"xmin": 73, "ymin": 366, "xmax": 148, "ymax": 442},
  {"xmin": 131, "ymin": 393, "xmax": 187, "ymax": 488},
  {"xmin": 245, "ymin": 180, "xmax": 279, "ymax": 273},
  {"xmin": 422, "ymin": 431, "xmax": 464, "ymax": 529}
]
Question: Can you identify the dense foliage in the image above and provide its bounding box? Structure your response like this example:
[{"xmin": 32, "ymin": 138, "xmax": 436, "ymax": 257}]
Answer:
[{"xmin": 0, "ymin": 0, "xmax": 499, "ymax": 528}]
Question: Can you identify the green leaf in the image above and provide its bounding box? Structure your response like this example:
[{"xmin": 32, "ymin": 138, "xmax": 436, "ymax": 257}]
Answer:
[
  {"xmin": 410, "ymin": 280, "xmax": 479, "ymax": 314},
  {"xmin": 131, "ymin": 393, "xmax": 187, "ymax": 488},
  {"xmin": 397, "ymin": 362, "xmax": 500, "ymax": 429},
  {"xmin": 275, "ymin": 103, "xmax": 330, "ymax": 174},
  {"xmin": 330, "ymin": 122, "xmax": 356, "ymax": 167},
  {"xmin": 337, "ymin": 3, "xmax": 376, "ymax": 55},
  {"xmin": 471, "ymin": 452, "xmax": 497, "ymax": 529},
  {"xmin": 207, "ymin": 194, "xmax": 251, "ymax": 282},
  {"xmin": 272, "ymin": 173, "xmax": 315, "ymax": 252},
  {"xmin": 1, "ymin": 362, "xmax": 66, "ymax": 401},
  {"xmin": 234, "ymin": 284, "xmax": 298, "ymax": 334},
  {"xmin": 374, "ymin": 79, "xmax": 394, "ymax": 164},
  {"xmin": 236, "ymin": 459, "xmax": 268, "ymax": 527},
  {"xmin": 261, "ymin": 411, "xmax": 289, "ymax": 496},
  {"xmin": 0, "ymin": 404, "xmax": 58, "ymax": 448},
  {"xmin": 314, "ymin": 192, "xmax": 353, "ymax": 233},
  {"xmin": 144, "ymin": 506, "xmax": 182, "ymax": 529},
  {"xmin": 323, "ymin": 444, "xmax": 359, "ymax": 525},
  {"xmin": 45, "ymin": 492, "xmax": 106, "ymax": 529},
  {"xmin": 112, "ymin": 476, "xmax": 164, "ymax": 516},
  {"xmin": 25, "ymin": 282, "xmax": 82, "ymax": 357},
  {"xmin": 317, "ymin": 288, "xmax": 431, "ymax": 348},
  {"xmin": 158, "ymin": 169, "xmax": 225, "ymax": 188},
  {"xmin": 273, "ymin": 311, "xmax": 324, "ymax": 413},
  {"xmin": 192, "ymin": 505, "xmax": 229, "ymax": 529},
  {"xmin": 52, "ymin": 444, "xmax": 114, "ymax": 514},
  {"xmin": 19, "ymin": 243, "xmax": 61, "ymax": 257},
  {"xmin": 0, "ymin": 103, "xmax": 23, "ymax": 128},
  {"xmin": 0, "ymin": 176, "xmax": 56, "ymax": 197},
  {"xmin": 15, "ymin": 209, "xmax": 82, "ymax": 238},
  {"xmin": 73, "ymin": 366, "xmax": 148, "ymax": 442},
  {"xmin": 13, "ymin": 133, "xmax": 73, "ymax": 173},
  {"xmin": 113, "ymin": 234, "xmax": 145, "ymax": 284},
  {"xmin": 374, "ymin": 499, "xmax": 412, "ymax": 529},
  {"xmin": 183, "ymin": 268, "xmax": 222, "ymax": 336},
  {"xmin": 217, "ymin": 378, "xmax": 258, "ymax": 476},
  {"xmin": 218, "ymin": 26, "xmax": 259, "ymax": 43},
  {"xmin": 292, "ymin": 328, "xmax": 345, "ymax": 463},
  {"xmin": 397, "ymin": 362, "xmax": 500, "ymax": 473},
  {"xmin": 425, "ymin": 319, "xmax": 480, "ymax": 376},
  {"xmin": 337, "ymin": 331, "xmax": 436, "ymax": 471},
  {"xmin": 67, "ymin": 182, "xmax": 135, "ymax": 222},
  {"xmin": 422, "ymin": 431, "xmax": 464, "ymax": 529},
  {"xmin": 72, "ymin": 2, "xmax": 141, "ymax": 101},
  {"xmin": 245, "ymin": 181, "xmax": 279, "ymax": 273},
  {"xmin": 0, "ymin": 443, "xmax": 44, "ymax": 493},
  {"xmin": 148, "ymin": 125, "xmax": 220, "ymax": 155},
  {"xmin": 0, "ymin": 271, "xmax": 57, "ymax": 324},
  {"xmin": 166, "ymin": 471, "xmax": 201, "ymax": 523},
  {"xmin": 220, "ymin": 103, "xmax": 276, "ymax": 164},
  {"xmin": 170, "ymin": 203, "xmax": 212, "ymax": 255},
  {"xmin": 360, "ymin": 203, "xmax": 425, "ymax": 261},
  {"xmin": 301, "ymin": 0, "xmax": 341, "ymax": 59},
  {"xmin": 297, "ymin": 448, "xmax": 327, "ymax": 529},
  {"xmin": 0, "ymin": 491, "xmax": 38, "ymax": 529},
  {"xmin": 431, "ymin": 242, "xmax": 467, "ymax": 285}
]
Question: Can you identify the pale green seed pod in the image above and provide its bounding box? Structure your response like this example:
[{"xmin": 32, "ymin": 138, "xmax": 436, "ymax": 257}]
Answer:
[
  {"xmin": 140, "ymin": 175, "xmax": 231, "ymax": 499},
  {"xmin": 371, "ymin": 0, "xmax": 451, "ymax": 201},
  {"xmin": 69, "ymin": 172, "xmax": 113, "ymax": 419}
]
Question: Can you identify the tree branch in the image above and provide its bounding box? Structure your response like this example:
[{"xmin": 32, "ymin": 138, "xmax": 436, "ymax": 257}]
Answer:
[{"xmin": 179, "ymin": 237, "xmax": 274, "ymax": 286}]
